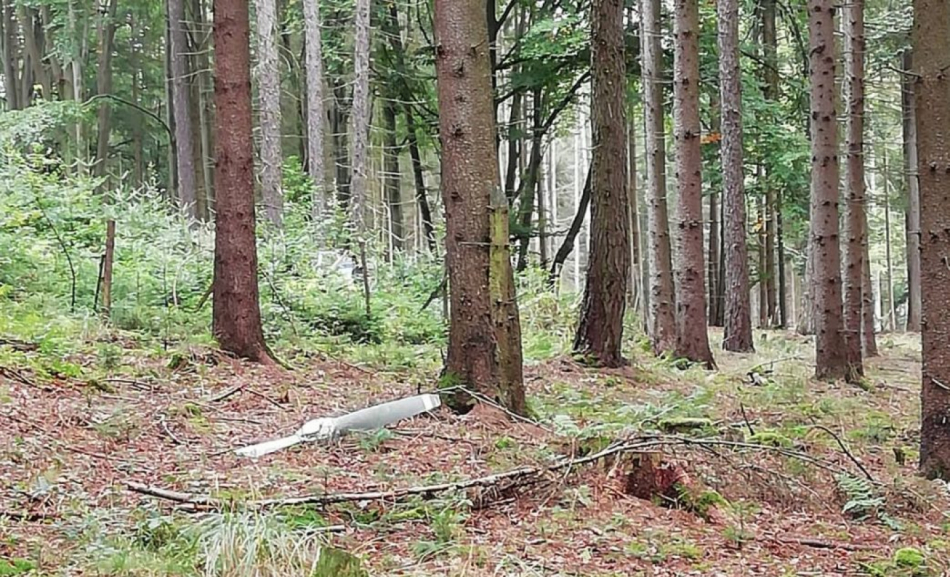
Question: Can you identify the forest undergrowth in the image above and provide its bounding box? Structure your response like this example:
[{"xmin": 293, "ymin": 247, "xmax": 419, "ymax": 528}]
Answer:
[{"xmin": 1, "ymin": 251, "xmax": 948, "ymax": 576}]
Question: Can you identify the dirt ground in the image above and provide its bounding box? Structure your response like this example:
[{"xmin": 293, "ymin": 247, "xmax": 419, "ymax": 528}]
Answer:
[{"xmin": 2, "ymin": 329, "xmax": 948, "ymax": 576}]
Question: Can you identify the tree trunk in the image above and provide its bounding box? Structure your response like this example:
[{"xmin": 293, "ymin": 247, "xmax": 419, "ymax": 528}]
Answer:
[
  {"xmin": 573, "ymin": 0, "xmax": 629, "ymax": 368},
  {"xmin": 902, "ymin": 49, "xmax": 922, "ymax": 332},
  {"xmin": 129, "ymin": 19, "xmax": 144, "ymax": 187},
  {"xmin": 164, "ymin": 0, "xmax": 178, "ymax": 203},
  {"xmin": 169, "ymin": 0, "xmax": 198, "ymax": 216},
  {"xmin": 383, "ymin": 101, "xmax": 403, "ymax": 253},
  {"xmin": 1, "ymin": 0, "xmax": 18, "ymax": 111},
  {"xmin": 627, "ymin": 113, "xmax": 641, "ymax": 317},
  {"xmin": 516, "ymin": 89, "xmax": 544, "ymax": 272},
  {"xmin": 302, "ymin": 0, "xmax": 326, "ymax": 220},
  {"xmin": 435, "ymin": 0, "xmax": 524, "ymax": 413},
  {"xmin": 212, "ymin": 0, "xmax": 271, "ymax": 363},
  {"xmin": 194, "ymin": 0, "xmax": 215, "ymax": 215},
  {"xmin": 331, "ymin": 82, "xmax": 351, "ymax": 207},
  {"xmin": 405, "ymin": 107, "xmax": 436, "ymax": 251},
  {"xmin": 862, "ymin": 238, "xmax": 878, "ymax": 356},
  {"xmin": 348, "ymin": 0, "xmax": 371, "ymax": 234},
  {"xmin": 549, "ymin": 168, "xmax": 592, "ymax": 286},
  {"xmin": 842, "ymin": 0, "xmax": 866, "ymax": 380},
  {"xmin": 707, "ymin": 193, "xmax": 721, "ymax": 326},
  {"xmin": 883, "ymin": 150, "xmax": 896, "ymax": 332},
  {"xmin": 808, "ymin": 0, "xmax": 848, "ymax": 380},
  {"xmin": 719, "ymin": 0, "xmax": 753, "ymax": 352},
  {"xmin": 255, "ymin": 0, "xmax": 283, "ymax": 227},
  {"xmin": 641, "ymin": 0, "xmax": 677, "ymax": 356},
  {"xmin": 92, "ymin": 0, "xmax": 118, "ymax": 183},
  {"xmin": 672, "ymin": 0, "xmax": 714, "ymax": 367},
  {"xmin": 915, "ymin": 0, "xmax": 950, "ymax": 480}
]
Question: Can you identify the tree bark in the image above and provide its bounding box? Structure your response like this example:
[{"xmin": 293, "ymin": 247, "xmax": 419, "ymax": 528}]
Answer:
[
  {"xmin": 672, "ymin": 0, "xmax": 714, "ymax": 367},
  {"xmin": 641, "ymin": 0, "xmax": 677, "ymax": 356},
  {"xmin": 809, "ymin": 0, "xmax": 848, "ymax": 380},
  {"xmin": 902, "ymin": 49, "xmax": 922, "ymax": 332},
  {"xmin": 2, "ymin": 0, "xmax": 19, "ymax": 111},
  {"xmin": 194, "ymin": 0, "xmax": 215, "ymax": 215},
  {"xmin": 255, "ymin": 0, "xmax": 284, "ymax": 227},
  {"xmin": 914, "ymin": 0, "xmax": 950, "ymax": 480},
  {"xmin": 92, "ymin": 0, "xmax": 118, "ymax": 183},
  {"xmin": 515, "ymin": 89, "xmax": 544, "ymax": 272},
  {"xmin": 169, "ymin": 0, "xmax": 198, "ymax": 216},
  {"xmin": 628, "ymin": 113, "xmax": 641, "ymax": 318},
  {"xmin": 212, "ymin": 0, "xmax": 271, "ymax": 363},
  {"xmin": 348, "ymin": 0, "xmax": 371, "ymax": 234},
  {"xmin": 383, "ymin": 100, "xmax": 404, "ymax": 253},
  {"xmin": 302, "ymin": 0, "xmax": 327, "ymax": 220},
  {"xmin": 719, "ymin": 0, "xmax": 753, "ymax": 353},
  {"xmin": 707, "ymin": 192, "xmax": 721, "ymax": 326},
  {"xmin": 435, "ymin": 0, "xmax": 524, "ymax": 413},
  {"xmin": 842, "ymin": 0, "xmax": 866, "ymax": 380},
  {"xmin": 405, "ymin": 107, "xmax": 436, "ymax": 251},
  {"xmin": 573, "ymin": 0, "xmax": 629, "ymax": 367}
]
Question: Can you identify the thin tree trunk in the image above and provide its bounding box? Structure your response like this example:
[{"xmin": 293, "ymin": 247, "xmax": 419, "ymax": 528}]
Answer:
[
  {"xmin": 883, "ymin": 149, "xmax": 896, "ymax": 332},
  {"xmin": 383, "ymin": 101, "xmax": 403, "ymax": 253},
  {"xmin": 2, "ymin": 0, "xmax": 19, "ymax": 111},
  {"xmin": 129, "ymin": 19, "xmax": 144, "ymax": 187},
  {"xmin": 331, "ymin": 82, "xmax": 351, "ymax": 207},
  {"xmin": 212, "ymin": 0, "xmax": 271, "ymax": 363},
  {"xmin": 627, "ymin": 113, "xmax": 641, "ymax": 315},
  {"xmin": 164, "ymin": 0, "xmax": 178, "ymax": 204},
  {"xmin": 435, "ymin": 0, "xmax": 524, "ymax": 413},
  {"xmin": 516, "ymin": 89, "xmax": 544, "ymax": 272},
  {"xmin": 809, "ymin": 0, "xmax": 848, "ymax": 380},
  {"xmin": 641, "ymin": 0, "xmax": 676, "ymax": 355},
  {"xmin": 842, "ymin": 0, "xmax": 866, "ymax": 380},
  {"xmin": 348, "ymin": 0, "xmax": 371, "ymax": 235},
  {"xmin": 169, "ymin": 0, "xmax": 198, "ymax": 216},
  {"xmin": 914, "ymin": 0, "xmax": 950, "ymax": 480},
  {"xmin": 573, "ymin": 0, "xmax": 629, "ymax": 367},
  {"xmin": 194, "ymin": 0, "xmax": 214, "ymax": 214},
  {"xmin": 92, "ymin": 0, "xmax": 119, "ymax": 183},
  {"xmin": 672, "ymin": 0, "xmax": 714, "ymax": 367},
  {"xmin": 302, "ymin": 0, "xmax": 326, "ymax": 219},
  {"xmin": 255, "ymin": 0, "xmax": 283, "ymax": 227},
  {"xmin": 719, "ymin": 0, "xmax": 753, "ymax": 352},
  {"xmin": 708, "ymin": 192, "xmax": 721, "ymax": 326},
  {"xmin": 405, "ymin": 109, "xmax": 436, "ymax": 251},
  {"xmin": 549, "ymin": 167, "xmax": 592, "ymax": 286},
  {"xmin": 902, "ymin": 49, "xmax": 922, "ymax": 332},
  {"xmin": 862, "ymin": 234, "xmax": 878, "ymax": 356}
]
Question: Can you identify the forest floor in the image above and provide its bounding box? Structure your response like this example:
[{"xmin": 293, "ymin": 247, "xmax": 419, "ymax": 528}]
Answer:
[{"xmin": 1, "ymin": 327, "xmax": 949, "ymax": 576}]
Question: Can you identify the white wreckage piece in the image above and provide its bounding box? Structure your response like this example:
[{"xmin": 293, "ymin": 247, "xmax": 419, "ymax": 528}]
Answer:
[{"xmin": 234, "ymin": 393, "xmax": 442, "ymax": 458}]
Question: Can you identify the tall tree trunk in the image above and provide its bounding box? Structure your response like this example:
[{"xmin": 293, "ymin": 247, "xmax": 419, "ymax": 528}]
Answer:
[
  {"xmin": 719, "ymin": 0, "xmax": 753, "ymax": 352},
  {"xmin": 628, "ymin": 113, "xmax": 641, "ymax": 316},
  {"xmin": 194, "ymin": 0, "xmax": 215, "ymax": 214},
  {"xmin": 302, "ymin": 0, "xmax": 326, "ymax": 219},
  {"xmin": 883, "ymin": 149, "xmax": 896, "ymax": 331},
  {"xmin": 164, "ymin": 0, "xmax": 178, "ymax": 203},
  {"xmin": 383, "ymin": 101, "xmax": 404, "ymax": 253},
  {"xmin": 842, "ymin": 0, "xmax": 866, "ymax": 380},
  {"xmin": 915, "ymin": 0, "xmax": 950, "ymax": 480},
  {"xmin": 2, "ymin": 0, "xmax": 19, "ymax": 111},
  {"xmin": 18, "ymin": 6, "xmax": 49, "ymax": 101},
  {"xmin": 405, "ymin": 108, "xmax": 436, "ymax": 251},
  {"xmin": 169, "ymin": 0, "xmax": 198, "ymax": 216},
  {"xmin": 808, "ymin": 0, "xmax": 848, "ymax": 380},
  {"xmin": 672, "ymin": 0, "xmax": 714, "ymax": 367},
  {"xmin": 348, "ymin": 0, "xmax": 371, "ymax": 234},
  {"xmin": 903, "ymin": 49, "xmax": 922, "ymax": 332},
  {"xmin": 641, "ymin": 0, "xmax": 676, "ymax": 355},
  {"xmin": 92, "ymin": 0, "xmax": 118, "ymax": 183},
  {"xmin": 862, "ymin": 237, "xmax": 878, "ymax": 356},
  {"xmin": 573, "ymin": 0, "xmax": 629, "ymax": 367},
  {"xmin": 516, "ymin": 89, "xmax": 544, "ymax": 272},
  {"xmin": 129, "ymin": 19, "xmax": 144, "ymax": 187},
  {"xmin": 212, "ymin": 0, "xmax": 271, "ymax": 363},
  {"xmin": 434, "ymin": 0, "xmax": 525, "ymax": 413},
  {"xmin": 331, "ymin": 82, "xmax": 351, "ymax": 206},
  {"xmin": 255, "ymin": 0, "xmax": 283, "ymax": 227},
  {"xmin": 707, "ymin": 192, "xmax": 721, "ymax": 326}
]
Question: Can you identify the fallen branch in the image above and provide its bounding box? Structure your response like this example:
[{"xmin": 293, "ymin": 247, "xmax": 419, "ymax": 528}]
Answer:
[
  {"xmin": 204, "ymin": 383, "xmax": 248, "ymax": 403},
  {"xmin": 126, "ymin": 434, "xmax": 866, "ymax": 511},
  {"xmin": 773, "ymin": 536, "xmax": 875, "ymax": 552}
]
